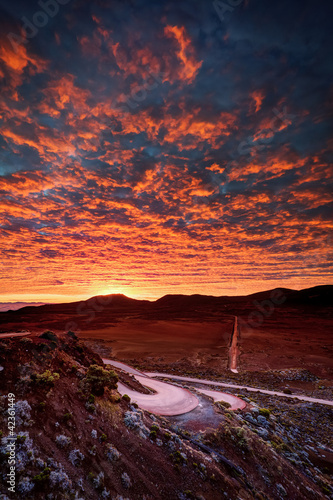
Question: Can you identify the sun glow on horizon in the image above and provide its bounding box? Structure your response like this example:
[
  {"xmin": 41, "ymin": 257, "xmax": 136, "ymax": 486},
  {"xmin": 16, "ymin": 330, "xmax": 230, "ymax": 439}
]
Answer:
[{"xmin": 1, "ymin": 277, "xmax": 330, "ymax": 306}]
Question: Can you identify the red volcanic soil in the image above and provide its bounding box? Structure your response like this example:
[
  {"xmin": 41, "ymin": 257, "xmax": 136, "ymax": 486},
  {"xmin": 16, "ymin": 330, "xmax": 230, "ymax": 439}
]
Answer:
[
  {"xmin": 238, "ymin": 310, "xmax": 333, "ymax": 378},
  {"xmin": 0, "ymin": 286, "xmax": 332, "ymax": 380},
  {"xmin": 82, "ymin": 319, "xmax": 233, "ymax": 368}
]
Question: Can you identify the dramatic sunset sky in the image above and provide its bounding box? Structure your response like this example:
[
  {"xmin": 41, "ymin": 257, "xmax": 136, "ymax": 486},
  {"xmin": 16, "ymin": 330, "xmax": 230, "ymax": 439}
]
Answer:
[{"xmin": 0, "ymin": 0, "xmax": 332, "ymax": 302}]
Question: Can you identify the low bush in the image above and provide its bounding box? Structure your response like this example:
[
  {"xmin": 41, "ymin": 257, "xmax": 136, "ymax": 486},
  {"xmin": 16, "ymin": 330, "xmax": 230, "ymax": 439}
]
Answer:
[
  {"xmin": 216, "ymin": 400, "xmax": 231, "ymax": 409},
  {"xmin": 150, "ymin": 430, "xmax": 157, "ymax": 440},
  {"xmin": 14, "ymin": 400, "xmax": 32, "ymax": 425},
  {"xmin": 37, "ymin": 402, "xmax": 46, "ymax": 412},
  {"xmin": 18, "ymin": 477, "xmax": 34, "ymax": 493},
  {"xmin": 259, "ymin": 408, "xmax": 271, "ymax": 419},
  {"xmin": 82, "ymin": 365, "xmax": 118, "ymax": 396},
  {"xmin": 121, "ymin": 472, "xmax": 131, "ymax": 489},
  {"xmin": 32, "ymin": 370, "xmax": 60, "ymax": 386},
  {"xmin": 85, "ymin": 403, "xmax": 96, "ymax": 413},
  {"xmin": 100, "ymin": 433, "xmax": 107, "ymax": 442},
  {"xmin": 39, "ymin": 331, "xmax": 58, "ymax": 342},
  {"xmin": 56, "ymin": 435, "xmax": 71, "ymax": 448},
  {"xmin": 49, "ymin": 470, "xmax": 72, "ymax": 490},
  {"xmin": 66, "ymin": 330, "xmax": 78, "ymax": 340},
  {"xmin": 234, "ymin": 426, "xmax": 251, "ymax": 451},
  {"xmin": 171, "ymin": 450, "xmax": 187, "ymax": 465},
  {"xmin": 164, "ymin": 431, "xmax": 171, "ymax": 441},
  {"xmin": 68, "ymin": 449, "xmax": 84, "ymax": 466},
  {"xmin": 88, "ymin": 394, "xmax": 95, "ymax": 404},
  {"xmin": 93, "ymin": 471, "xmax": 104, "ymax": 489},
  {"xmin": 88, "ymin": 472, "xmax": 95, "ymax": 481},
  {"xmin": 19, "ymin": 337, "xmax": 33, "ymax": 344},
  {"xmin": 33, "ymin": 467, "xmax": 51, "ymax": 489},
  {"xmin": 106, "ymin": 444, "xmax": 120, "ymax": 462},
  {"xmin": 63, "ymin": 412, "xmax": 73, "ymax": 422}
]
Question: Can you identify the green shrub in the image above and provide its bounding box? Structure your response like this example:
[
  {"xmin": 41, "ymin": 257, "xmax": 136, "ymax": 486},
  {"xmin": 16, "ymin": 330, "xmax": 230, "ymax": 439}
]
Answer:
[
  {"xmin": 259, "ymin": 408, "xmax": 271, "ymax": 418},
  {"xmin": 38, "ymin": 402, "xmax": 46, "ymax": 411},
  {"xmin": 19, "ymin": 337, "xmax": 32, "ymax": 344},
  {"xmin": 233, "ymin": 427, "xmax": 250, "ymax": 451},
  {"xmin": 283, "ymin": 388, "xmax": 292, "ymax": 395},
  {"xmin": 39, "ymin": 331, "xmax": 58, "ymax": 342},
  {"xmin": 16, "ymin": 435, "xmax": 27, "ymax": 444},
  {"xmin": 32, "ymin": 370, "xmax": 60, "ymax": 386},
  {"xmin": 150, "ymin": 430, "xmax": 157, "ymax": 440},
  {"xmin": 100, "ymin": 433, "xmax": 107, "ymax": 442},
  {"xmin": 122, "ymin": 394, "xmax": 131, "ymax": 403},
  {"xmin": 109, "ymin": 394, "xmax": 121, "ymax": 404},
  {"xmin": 88, "ymin": 394, "xmax": 95, "ymax": 404},
  {"xmin": 82, "ymin": 365, "xmax": 118, "ymax": 396},
  {"xmin": 171, "ymin": 450, "xmax": 187, "ymax": 465},
  {"xmin": 33, "ymin": 467, "xmax": 51, "ymax": 488},
  {"xmin": 216, "ymin": 400, "xmax": 231, "ymax": 409},
  {"xmin": 37, "ymin": 343, "xmax": 50, "ymax": 352},
  {"xmin": 63, "ymin": 412, "xmax": 73, "ymax": 422},
  {"xmin": 67, "ymin": 331, "xmax": 78, "ymax": 340},
  {"xmin": 86, "ymin": 403, "xmax": 96, "ymax": 413}
]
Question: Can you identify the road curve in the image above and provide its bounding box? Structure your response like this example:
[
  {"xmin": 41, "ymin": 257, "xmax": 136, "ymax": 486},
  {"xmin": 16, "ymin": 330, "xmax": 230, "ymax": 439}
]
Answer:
[
  {"xmin": 103, "ymin": 358, "xmax": 246, "ymax": 414},
  {"xmin": 103, "ymin": 358, "xmax": 199, "ymax": 415},
  {"xmin": 0, "ymin": 332, "xmax": 31, "ymax": 339},
  {"xmin": 117, "ymin": 376, "xmax": 199, "ymax": 416},
  {"xmin": 146, "ymin": 373, "xmax": 333, "ymax": 407},
  {"xmin": 194, "ymin": 387, "xmax": 246, "ymax": 410},
  {"xmin": 103, "ymin": 358, "xmax": 146, "ymax": 377}
]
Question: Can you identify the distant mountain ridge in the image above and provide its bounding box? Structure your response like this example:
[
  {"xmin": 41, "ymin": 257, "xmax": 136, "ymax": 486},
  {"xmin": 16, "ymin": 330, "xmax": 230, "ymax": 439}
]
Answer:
[
  {"xmin": 154, "ymin": 285, "xmax": 332, "ymax": 308},
  {"xmin": 0, "ymin": 302, "xmax": 44, "ymax": 312},
  {"xmin": 0, "ymin": 286, "xmax": 331, "ymax": 332},
  {"xmin": 1, "ymin": 285, "xmax": 333, "ymax": 313}
]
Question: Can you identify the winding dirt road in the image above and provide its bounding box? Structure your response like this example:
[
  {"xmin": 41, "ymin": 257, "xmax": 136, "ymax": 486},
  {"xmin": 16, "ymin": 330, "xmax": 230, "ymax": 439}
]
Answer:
[
  {"xmin": 104, "ymin": 359, "xmax": 333, "ymax": 412},
  {"xmin": 229, "ymin": 316, "xmax": 239, "ymax": 373},
  {"xmin": 146, "ymin": 372, "xmax": 333, "ymax": 407},
  {"xmin": 103, "ymin": 358, "xmax": 247, "ymax": 414},
  {"xmin": 3, "ymin": 331, "xmax": 331, "ymax": 415},
  {"xmin": 104, "ymin": 358, "xmax": 199, "ymax": 415},
  {"xmin": 0, "ymin": 331, "xmax": 31, "ymax": 339},
  {"xmin": 193, "ymin": 387, "xmax": 246, "ymax": 410},
  {"xmin": 118, "ymin": 377, "xmax": 199, "ymax": 416}
]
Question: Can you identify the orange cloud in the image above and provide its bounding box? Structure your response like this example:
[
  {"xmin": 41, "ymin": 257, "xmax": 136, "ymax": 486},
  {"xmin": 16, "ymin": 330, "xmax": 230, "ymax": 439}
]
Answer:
[
  {"xmin": 251, "ymin": 89, "xmax": 264, "ymax": 113},
  {"xmin": 164, "ymin": 25, "xmax": 202, "ymax": 84},
  {"xmin": 0, "ymin": 35, "xmax": 47, "ymax": 101}
]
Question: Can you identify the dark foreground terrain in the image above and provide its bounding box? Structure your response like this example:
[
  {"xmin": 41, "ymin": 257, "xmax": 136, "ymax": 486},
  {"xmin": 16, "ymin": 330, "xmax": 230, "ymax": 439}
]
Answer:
[{"xmin": 0, "ymin": 332, "xmax": 332, "ymax": 499}]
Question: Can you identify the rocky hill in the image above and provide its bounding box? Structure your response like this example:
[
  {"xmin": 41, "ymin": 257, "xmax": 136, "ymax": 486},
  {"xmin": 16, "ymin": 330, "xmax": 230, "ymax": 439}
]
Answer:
[
  {"xmin": 0, "ymin": 332, "xmax": 331, "ymax": 499},
  {"xmin": 0, "ymin": 286, "xmax": 332, "ymax": 334}
]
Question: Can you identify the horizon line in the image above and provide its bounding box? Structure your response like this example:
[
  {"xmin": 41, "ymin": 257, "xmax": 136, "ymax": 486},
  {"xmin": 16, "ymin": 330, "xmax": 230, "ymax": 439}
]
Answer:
[{"xmin": 1, "ymin": 284, "xmax": 332, "ymax": 306}]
